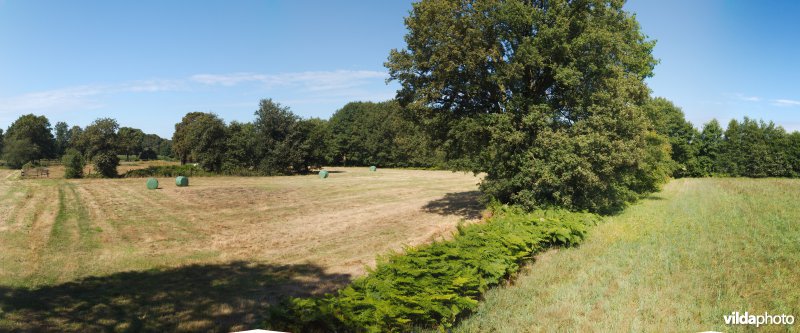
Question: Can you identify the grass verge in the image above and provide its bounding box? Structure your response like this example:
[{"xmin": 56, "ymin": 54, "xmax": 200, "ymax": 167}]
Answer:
[{"xmin": 452, "ymin": 178, "xmax": 800, "ymax": 332}]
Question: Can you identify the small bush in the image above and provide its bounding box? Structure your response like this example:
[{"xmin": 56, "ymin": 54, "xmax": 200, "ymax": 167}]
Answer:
[
  {"xmin": 21, "ymin": 161, "xmax": 36, "ymax": 170},
  {"xmin": 93, "ymin": 152, "xmax": 119, "ymax": 178},
  {"xmin": 268, "ymin": 207, "xmax": 599, "ymax": 332},
  {"xmin": 62, "ymin": 149, "xmax": 84, "ymax": 179}
]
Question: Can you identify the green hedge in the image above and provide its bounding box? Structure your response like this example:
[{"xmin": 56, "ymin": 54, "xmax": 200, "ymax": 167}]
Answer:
[
  {"xmin": 267, "ymin": 207, "xmax": 600, "ymax": 332},
  {"xmin": 123, "ymin": 165, "xmax": 209, "ymax": 178}
]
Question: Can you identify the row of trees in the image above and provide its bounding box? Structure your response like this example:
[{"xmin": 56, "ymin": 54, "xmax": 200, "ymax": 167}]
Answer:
[
  {"xmin": 0, "ymin": 115, "xmax": 172, "ymax": 177},
  {"xmin": 171, "ymin": 99, "xmax": 443, "ymax": 175},
  {"xmin": 645, "ymin": 98, "xmax": 800, "ymax": 178},
  {"xmin": 0, "ymin": 98, "xmax": 444, "ymax": 178},
  {"xmin": 3, "ymin": 97, "xmax": 798, "ymax": 186}
]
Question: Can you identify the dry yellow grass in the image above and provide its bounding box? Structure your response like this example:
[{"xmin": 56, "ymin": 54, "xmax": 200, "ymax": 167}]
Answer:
[{"xmin": 0, "ymin": 167, "xmax": 481, "ymax": 332}]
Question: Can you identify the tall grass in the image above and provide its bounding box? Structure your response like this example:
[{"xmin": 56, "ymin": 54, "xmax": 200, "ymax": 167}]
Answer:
[{"xmin": 453, "ymin": 178, "xmax": 800, "ymax": 333}]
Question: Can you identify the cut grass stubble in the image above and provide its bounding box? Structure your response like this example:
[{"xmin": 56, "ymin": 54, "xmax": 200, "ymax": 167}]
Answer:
[{"xmin": 0, "ymin": 167, "xmax": 482, "ymax": 332}]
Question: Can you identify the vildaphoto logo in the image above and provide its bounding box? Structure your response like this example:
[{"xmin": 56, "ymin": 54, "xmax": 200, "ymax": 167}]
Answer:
[{"xmin": 724, "ymin": 311, "xmax": 795, "ymax": 327}]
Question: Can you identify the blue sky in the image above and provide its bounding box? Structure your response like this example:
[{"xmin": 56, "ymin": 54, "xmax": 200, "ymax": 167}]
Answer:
[
  {"xmin": 627, "ymin": 0, "xmax": 800, "ymax": 132},
  {"xmin": 0, "ymin": 1, "xmax": 798, "ymax": 137}
]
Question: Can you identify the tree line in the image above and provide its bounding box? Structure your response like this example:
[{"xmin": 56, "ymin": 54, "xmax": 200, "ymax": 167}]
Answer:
[
  {"xmin": 0, "ymin": 99, "xmax": 443, "ymax": 177},
  {"xmin": 3, "ymin": 96, "xmax": 798, "ymax": 183},
  {"xmin": 0, "ymin": 115, "xmax": 172, "ymax": 177},
  {"xmin": 644, "ymin": 97, "xmax": 800, "ymax": 178},
  {"xmin": 171, "ymin": 98, "xmax": 442, "ymax": 175}
]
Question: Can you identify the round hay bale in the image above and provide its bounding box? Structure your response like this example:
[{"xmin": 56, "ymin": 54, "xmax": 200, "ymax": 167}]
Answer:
[
  {"xmin": 369, "ymin": 166, "xmax": 377, "ymax": 172},
  {"xmin": 319, "ymin": 170, "xmax": 329, "ymax": 179},
  {"xmin": 146, "ymin": 178, "xmax": 159, "ymax": 190},
  {"xmin": 175, "ymin": 176, "xmax": 189, "ymax": 187}
]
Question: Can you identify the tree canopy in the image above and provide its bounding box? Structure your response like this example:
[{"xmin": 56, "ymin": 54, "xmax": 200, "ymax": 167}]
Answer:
[
  {"xmin": 643, "ymin": 97, "xmax": 701, "ymax": 177},
  {"xmin": 329, "ymin": 101, "xmax": 440, "ymax": 168},
  {"xmin": 77, "ymin": 118, "xmax": 121, "ymax": 177},
  {"xmin": 54, "ymin": 121, "xmax": 70, "ymax": 157},
  {"xmin": 118, "ymin": 127, "xmax": 145, "ymax": 161},
  {"xmin": 77, "ymin": 118, "xmax": 120, "ymax": 161},
  {"xmin": 253, "ymin": 99, "xmax": 308, "ymax": 175},
  {"xmin": 386, "ymin": 0, "xmax": 668, "ymax": 213},
  {"xmin": 2, "ymin": 114, "xmax": 56, "ymax": 168},
  {"xmin": 172, "ymin": 112, "xmax": 227, "ymax": 172}
]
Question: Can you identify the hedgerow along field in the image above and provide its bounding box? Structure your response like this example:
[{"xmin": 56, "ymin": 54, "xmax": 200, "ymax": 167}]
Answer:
[
  {"xmin": 451, "ymin": 178, "xmax": 800, "ymax": 333},
  {"xmin": 0, "ymin": 167, "xmax": 482, "ymax": 332}
]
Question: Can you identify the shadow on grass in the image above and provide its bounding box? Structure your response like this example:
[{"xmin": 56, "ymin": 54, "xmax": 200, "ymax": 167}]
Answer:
[
  {"xmin": 0, "ymin": 261, "xmax": 350, "ymax": 333},
  {"xmin": 310, "ymin": 170, "xmax": 346, "ymax": 174},
  {"xmin": 422, "ymin": 191, "xmax": 484, "ymax": 220}
]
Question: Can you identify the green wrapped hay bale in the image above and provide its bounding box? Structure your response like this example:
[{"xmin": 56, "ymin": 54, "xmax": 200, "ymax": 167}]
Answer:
[
  {"xmin": 146, "ymin": 178, "xmax": 159, "ymax": 190},
  {"xmin": 175, "ymin": 176, "xmax": 189, "ymax": 187},
  {"xmin": 369, "ymin": 165, "xmax": 377, "ymax": 172},
  {"xmin": 319, "ymin": 170, "xmax": 329, "ymax": 179}
]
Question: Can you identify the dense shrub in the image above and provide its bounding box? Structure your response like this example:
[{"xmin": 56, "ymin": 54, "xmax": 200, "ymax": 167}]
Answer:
[
  {"xmin": 62, "ymin": 149, "xmax": 84, "ymax": 179},
  {"xmin": 92, "ymin": 152, "xmax": 119, "ymax": 178},
  {"xmin": 138, "ymin": 148, "xmax": 158, "ymax": 161},
  {"xmin": 268, "ymin": 207, "xmax": 599, "ymax": 332},
  {"xmin": 123, "ymin": 165, "xmax": 208, "ymax": 178}
]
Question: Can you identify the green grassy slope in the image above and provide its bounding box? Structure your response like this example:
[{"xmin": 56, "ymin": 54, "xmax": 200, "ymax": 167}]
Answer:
[{"xmin": 454, "ymin": 178, "xmax": 800, "ymax": 333}]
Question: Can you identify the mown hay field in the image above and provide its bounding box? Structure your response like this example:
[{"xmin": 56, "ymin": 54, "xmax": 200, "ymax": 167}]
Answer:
[{"xmin": 0, "ymin": 167, "xmax": 481, "ymax": 332}]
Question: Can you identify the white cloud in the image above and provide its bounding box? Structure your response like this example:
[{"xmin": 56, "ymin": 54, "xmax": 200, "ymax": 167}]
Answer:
[
  {"xmin": 281, "ymin": 90, "xmax": 396, "ymax": 106},
  {"xmin": 0, "ymin": 85, "xmax": 108, "ymax": 112},
  {"xmin": 190, "ymin": 73, "xmax": 267, "ymax": 86},
  {"xmin": 0, "ymin": 70, "xmax": 391, "ymax": 115},
  {"xmin": 771, "ymin": 99, "xmax": 800, "ymax": 107},
  {"xmin": 724, "ymin": 94, "xmax": 800, "ymax": 108},
  {"xmin": 123, "ymin": 79, "xmax": 185, "ymax": 92},
  {"xmin": 737, "ymin": 94, "xmax": 760, "ymax": 102},
  {"xmin": 0, "ymin": 79, "xmax": 186, "ymax": 114},
  {"xmin": 191, "ymin": 70, "xmax": 388, "ymax": 93}
]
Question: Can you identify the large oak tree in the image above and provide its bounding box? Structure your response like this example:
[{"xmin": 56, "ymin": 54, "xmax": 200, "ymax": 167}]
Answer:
[{"xmin": 386, "ymin": 0, "xmax": 671, "ymax": 213}]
